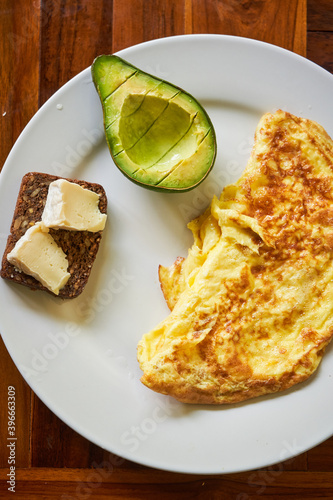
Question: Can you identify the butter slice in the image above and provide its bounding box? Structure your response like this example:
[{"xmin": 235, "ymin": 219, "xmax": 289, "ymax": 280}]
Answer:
[
  {"xmin": 7, "ymin": 222, "xmax": 70, "ymax": 295},
  {"xmin": 42, "ymin": 179, "xmax": 107, "ymax": 232}
]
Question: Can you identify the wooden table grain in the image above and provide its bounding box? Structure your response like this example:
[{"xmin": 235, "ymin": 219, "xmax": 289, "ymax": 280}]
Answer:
[{"xmin": 1, "ymin": 1, "xmax": 333, "ymax": 498}]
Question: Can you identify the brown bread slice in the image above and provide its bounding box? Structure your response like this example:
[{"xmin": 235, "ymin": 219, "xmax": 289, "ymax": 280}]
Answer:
[{"xmin": 0, "ymin": 172, "xmax": 107, "ymax": 298}]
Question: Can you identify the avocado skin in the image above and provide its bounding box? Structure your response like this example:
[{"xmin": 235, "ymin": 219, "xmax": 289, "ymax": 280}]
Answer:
[{"xmin": 91, "ymin": 55, "xmax": 217, "ymax": 193}]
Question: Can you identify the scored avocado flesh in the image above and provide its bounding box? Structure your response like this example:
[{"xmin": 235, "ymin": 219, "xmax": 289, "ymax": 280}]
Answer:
[{"xmin": 92, "ymin": 55, "xmax": 216, "ymax": 191}]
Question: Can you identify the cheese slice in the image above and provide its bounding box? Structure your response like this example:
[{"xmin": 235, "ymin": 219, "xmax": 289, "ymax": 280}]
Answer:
[
  {"xmin": 42, "ymin": 179, "xmax": 107, "ymax": 232},
  {"xmin": 7, "ymin": 222, "xmax": 70, "ymax": 295}
]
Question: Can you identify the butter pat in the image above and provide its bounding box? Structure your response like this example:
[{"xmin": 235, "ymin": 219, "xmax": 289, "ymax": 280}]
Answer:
[
  {"xmin": 7, "ymin": 222, "xmax": 70, "ymax": 295},
  {"xmin": 42, "ymin": 179, "xmax": 107, "ymax": 232}
]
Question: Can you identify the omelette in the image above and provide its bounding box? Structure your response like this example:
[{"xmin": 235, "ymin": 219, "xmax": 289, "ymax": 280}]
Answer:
[{"xmin": 137, "ymin": 109, "xmax": 333, "ymax": 404}]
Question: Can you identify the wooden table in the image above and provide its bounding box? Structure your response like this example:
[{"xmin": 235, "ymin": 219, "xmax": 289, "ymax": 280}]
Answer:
[{"xmin": 1, "ymin": 1, "xmax": 333, "ymax": 498}]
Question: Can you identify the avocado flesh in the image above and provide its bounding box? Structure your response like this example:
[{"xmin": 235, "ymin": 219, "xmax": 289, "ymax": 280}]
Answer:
[{"xmin": 92, "ymin": 55, "xmax": 216, "ymax": 192}]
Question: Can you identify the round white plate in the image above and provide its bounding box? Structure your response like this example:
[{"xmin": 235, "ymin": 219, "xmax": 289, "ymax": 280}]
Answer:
[{"xmin": 1, "ymin": 35, "xmax": 333, "ymax": 475}]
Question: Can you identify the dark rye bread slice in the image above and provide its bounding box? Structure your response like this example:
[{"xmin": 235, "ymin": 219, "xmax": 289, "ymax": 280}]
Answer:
[{"xmin": 0, "ymin": 172, "xmax": 107, "ymax": 298}]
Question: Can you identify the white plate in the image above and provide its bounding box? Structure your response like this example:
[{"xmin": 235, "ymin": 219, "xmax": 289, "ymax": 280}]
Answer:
[{"xmin": 1, "ymin": 35, "xmax": 333, "ymax": 475}]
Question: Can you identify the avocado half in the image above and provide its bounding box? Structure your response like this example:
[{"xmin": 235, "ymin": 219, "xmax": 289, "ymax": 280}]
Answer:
[{"xmin": 91, "ymin": 55, "xmax": 217, "ymax": 192}]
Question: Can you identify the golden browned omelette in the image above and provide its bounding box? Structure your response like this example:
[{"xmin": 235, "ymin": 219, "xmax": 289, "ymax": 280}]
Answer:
[{"xmin": 137, "ymin": 109, "xmax": 333, "ymax": 404}]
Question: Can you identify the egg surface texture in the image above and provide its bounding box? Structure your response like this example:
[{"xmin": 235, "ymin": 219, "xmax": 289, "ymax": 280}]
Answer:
[{"xmin": 137, "ymin": 109, "xmax": 333, "ymax": 404}]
